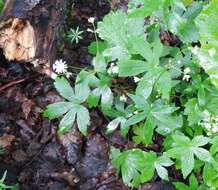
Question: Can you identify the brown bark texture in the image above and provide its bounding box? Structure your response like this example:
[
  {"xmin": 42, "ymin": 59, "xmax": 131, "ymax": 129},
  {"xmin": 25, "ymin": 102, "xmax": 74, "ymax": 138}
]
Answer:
[{"xmin": 0, "ymin": 0, "xmax": 66, "ymax": 68}]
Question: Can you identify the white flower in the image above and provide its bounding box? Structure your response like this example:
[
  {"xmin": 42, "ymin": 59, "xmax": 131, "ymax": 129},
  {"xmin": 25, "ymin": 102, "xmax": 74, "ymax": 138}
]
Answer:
[
  {"xmin": 182, "ymin": 74, "xmax": 191, "ymax": 81},
  {"xmin": 133, "ymin": 77, "xmax": 140, "ymax": 83},
  {"xmin": 164, "ymin": 128, "xmax": 171, "ymax": 133},
  {"xmin": 53, "ymin": 59, "xmax": 68, "ymax": 74},
  {"xmin": 208, "ymin": 48, "xmax": 216, "ymax": 57},
  {"xmin": 127, "ymin": 113, "xmax": 133, "ymax": 118},
  {"xmin": 120, "ymin": 94, "xmax": 127, "ymax": 102},
  {"xmin": 199, "ymin": 56, "xmax": 206, "ymax": 64},
  {"xmin": 191, "ymin": 46, "xmax": 199, "ymax": 55},
  {"xmin": 66, "ymin": 72, "xmax": 72, "ymax": 78},
  {"xmin": 87, "ymin": 28, "xmax": 94, "ymax": 33},
  {"xmin": 112, "ymin": 66, "xmax": 118, "ymax": 74},
  {"xmin": 183, "ymin": 68, "xmax": 191, "ymax": 81},
  {"xmin": 133, "ymin": 111, "xmax": 138, "ymax": 115},
  {"xmin": 212, "ymin": 127, "xmax": 218, "ymax": 133},
  {"xmin": 51, "ymin": 72, "xmax": 57, "ymax": 79},
  {"xmin": 88, "ymin": 17, "xmax": 95, "ymax": 24},
  {"xmin": 177, "ymin": 60, "xmax": 181, "ymax": 64},
  {"xmin": 184, "ymin": 67, "xmax": 191, "ymax": 74},
  {"xmin": 204, "ymin": 123, "xmax": 211, "ymax": 130},
  {"xmin": 32, "ymin": 59, "xmax": 39, "ymax": 67},
  {"xmin": 107, "ymin": 63, "xmax": 118, "ymax": 74}
]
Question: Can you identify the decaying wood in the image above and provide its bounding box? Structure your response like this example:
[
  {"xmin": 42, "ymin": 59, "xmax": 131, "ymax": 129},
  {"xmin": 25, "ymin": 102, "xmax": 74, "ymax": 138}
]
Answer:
[{"xmin": 0, "ymin": 0, "xmax": 66, "ymax": 69}]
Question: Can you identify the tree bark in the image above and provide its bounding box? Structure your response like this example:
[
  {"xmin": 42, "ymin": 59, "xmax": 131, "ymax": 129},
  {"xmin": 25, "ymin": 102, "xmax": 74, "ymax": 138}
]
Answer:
[{"xmin": 0, "ymin": 0, "xmax": 66, "ymax": 70}]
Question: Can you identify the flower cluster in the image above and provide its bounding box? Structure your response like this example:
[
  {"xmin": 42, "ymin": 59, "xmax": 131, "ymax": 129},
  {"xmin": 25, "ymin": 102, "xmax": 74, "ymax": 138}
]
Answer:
[
  {"xmin": 52, "ymin": 59, "xmax": 72, "ymax": 79},
  {"xmin": 200, "ymin": 110, "xmax": 218, "ymax": 135},
  {"xmin": 182, "ymin": 67, "xmax": 191, "ymax": 81},
  {"xmin": 107, "ymin": 63, "xmax": 118, "ymax": 74}
]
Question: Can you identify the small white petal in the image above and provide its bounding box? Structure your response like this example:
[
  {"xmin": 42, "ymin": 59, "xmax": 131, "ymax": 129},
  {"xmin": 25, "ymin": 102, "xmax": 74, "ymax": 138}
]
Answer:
[
  {"xmin": 182, "ymin": 74, "xmax": 190, "ymax": 81},
  {"xmin": 88, "ymin": 17, "xmax": 95, "ymax": 23},
  {"xmin": 133, "ymin": 111, "xmax": 138, "ymax": 115},
  {"xmin": 191, "ymin": 46, "xmax": 199, "ymax": 55},
  {"xmin": 111, "ymin": 66, "xmax": 118, "ymax": 74},
  {"xmin": 208, "ymin": 48, "xmax": 216, "ymax": 57},
  {"xmin": 133, "ymin": 77, "xmax": 140, "ymax": 83},
  {"xmin": 184, "ymin": 67, "xmax": 191, "ymax": 74},
  {"xmin": 120, "ymin": 95, "xmax": 127, "ymax": 102},
  {"xmin": 87, "ymin": 28, "xmax": 94, "ymax": 33},
  {"xmin": 164, "ymin": 128, "xmax": 171, "ymax": 133},
  {"xmin": 65, "ymin": 72, "xmax": 72, "ymax": 78},
  {"xmin": 51, "ymin": 72, "xmax": 58, "ymax": 79}
]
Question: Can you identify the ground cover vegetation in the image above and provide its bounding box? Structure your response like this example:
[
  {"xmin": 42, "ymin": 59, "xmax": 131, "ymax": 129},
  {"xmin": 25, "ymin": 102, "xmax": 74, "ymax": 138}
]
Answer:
[{"xmin": 43, "ymin": 0, "xmax": 218, "ymax": 189}]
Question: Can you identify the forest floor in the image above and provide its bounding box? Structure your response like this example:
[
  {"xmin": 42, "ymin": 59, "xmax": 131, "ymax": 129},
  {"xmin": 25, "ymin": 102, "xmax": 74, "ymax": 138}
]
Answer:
[{"xmin": 0, "ymin": 1, "xmax": 175, "ymax": 190}]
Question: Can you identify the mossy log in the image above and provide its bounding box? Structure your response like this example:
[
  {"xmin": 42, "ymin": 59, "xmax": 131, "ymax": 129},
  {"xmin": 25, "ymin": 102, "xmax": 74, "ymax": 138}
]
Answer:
[{"xmin": 0, "ymin": 0, "xmax": 66, "ymax": 69}]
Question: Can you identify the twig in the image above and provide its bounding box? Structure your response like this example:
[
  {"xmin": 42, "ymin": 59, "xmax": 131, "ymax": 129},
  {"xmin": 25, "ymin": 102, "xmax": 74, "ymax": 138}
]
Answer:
[
  {"xmin": 0, "ymin": 74, "xmax": 40, "ymax": 93},
  {"xmin": 0, "ymin": 78, "xmax": 26, "ymax": 92}
]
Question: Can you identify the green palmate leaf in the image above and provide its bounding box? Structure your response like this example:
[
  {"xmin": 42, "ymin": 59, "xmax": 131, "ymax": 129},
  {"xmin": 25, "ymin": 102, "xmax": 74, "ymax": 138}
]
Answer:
[
  {"xmin": 151, "ymin": 104, "xmax": 182, "ymax": 135},
  {"xmin": 181, "ymin": 151, "xmax": 195, "ymax": 178},
  {"xmin": 172, "ymin": 134, "xmax": 191, "ymax": 146},
  {"xmin": 118, "ymin": 59, "xmax": 147, "ymax": 77},
  {"xmin": 58, "ymin": 107, "xmax": 77, "ymax": 133},
  {"xmin": 111, "ymin": 148, "xmax": 172, "ymax": 186},
  {"xmin": 133, "ymin": 116, "xmax": 155, "ymax": 145},
  {"xmin": 75, "ymin": 75, "xmax": 90, "ymax": 103},
  {"xmin": 106, "ymin": 117, "xmax": 126, "ymax": 134},
  {"xmin": 203, "ymin": 163, "xmax": 218, "ymax": 188},
  {"xmin": 189, "ymin": 174, "xmax": 198, "ymax": 190},
  {"xmin": 196, "ymin": 0, "xmax": 218, "ymax": 89},
  {"xmin": 191, "ymin": 136, "xmax": 211, "ymax": 147},
  {"xmin": 90, "ymin": 86, "xmax": 113, "ymax": 109},
  {"xmin": 165, "ymin": 0, "xmax": 202, "ymax": 43},
  {"xmin": 129, "ymin": 36, "xmax": 153, "ymax": 62},
  {"xmin": 167, "ymin": 134, "xmax": 212, "ymax": 178},
  {"xmin": 98, "ymin": 11, "xmax": 145, "ymax": 60},
  {"xmin": 154, "ymin": 163, "xmax": 169, "ymax": 181},
  {"xmin": 128, "ymin": 94, "xmax": 150, "ymax": 110},
  {"xmin": 122, "ymin": 111, "xmax": 147, "ymax": 136},
  {"xmin": 184, "ymin": 98, "xmax": 202, "ymax": 126},
  {"xmin": 154, "ymin": 155, "xmax": 174, "ymax": 180},
  {"xmin": 174, "ymin": 182, "xmax": 189, "ymax": 190},
  {"xmin": 128, "ymin": 0, "xmax": 162, "ymax": 18},
  {"xmin": 156, "ymin": 71, "xmax": 172, "ymax": 100},
  {"xmin": 88, "ymin": 41, "xmax": 107, "ymax": 55},
  {"xmin": 140, "ymin": 152, "xmax": 157, "ymax": 182},
  {"xmin": 111, "ymin": 148, "xmax": 145, "ymax": 187},
  {"xmin": 192, "ymin": 148, "xmax": 213, "ymax": 163},
  {"xmin": 136, "ymin": 73, "xmax": 154, "ymax": 99},
  {"xmin": 54, "ymin": 76, "xmax": 90, "ymax": 103},
  {"xmin": 174, "ymin": 174, "xmax": 198, "ymax": 190},
  {"xmin": 92, "ymin": 53, "xmax": 107, "ymax": 73},
  {"xmin": 76, "ymin": 105, "xmax": 90, "ymax": 136},
  {"xmin": 43, "ymin": 102, "xmax": 73, "ymax": 119},
  {"xmin": 44, "ymin": 77, "xmax": 91, "ymax": 135},
  {"xmin": 54, "ymin": 77, "xmax": 77, "ymax": 103}
]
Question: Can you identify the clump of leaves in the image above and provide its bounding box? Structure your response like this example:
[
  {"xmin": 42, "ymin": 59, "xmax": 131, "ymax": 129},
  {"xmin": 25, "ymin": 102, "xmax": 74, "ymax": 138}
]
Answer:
[
  {"xmin": 66, "ymin": 27, "xmax": 83, "ymax": 44},
  {"xmin": 44, "ymin": 0, "xmax": 218, "ymax": 189},
  {"xmin": 44, "ymin": 76, "xmax": 90, "ymax": 135},
  {"xmin": 0, "ymin": 171, "xmax": 18, "ymax": 190}
]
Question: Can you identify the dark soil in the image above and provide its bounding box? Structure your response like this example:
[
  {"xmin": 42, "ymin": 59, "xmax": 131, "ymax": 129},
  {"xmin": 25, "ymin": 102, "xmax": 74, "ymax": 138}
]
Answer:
[{"xmin": 0, "ymin": 1, "xmax": 175, "ymax": 190}]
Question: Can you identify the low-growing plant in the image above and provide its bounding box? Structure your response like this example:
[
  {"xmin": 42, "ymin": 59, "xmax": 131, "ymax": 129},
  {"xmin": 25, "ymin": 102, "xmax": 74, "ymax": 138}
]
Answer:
[
  {"xmin": 0, "ymin": 171, "xmax": 18, "ymax": 190},
  {"xmin": 44, "ymin": 0, "xmax": 218, "ymax": 189},
  {"xmin": 66, "ymin": 27, "xmax": 83, "ymax": 44}
]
